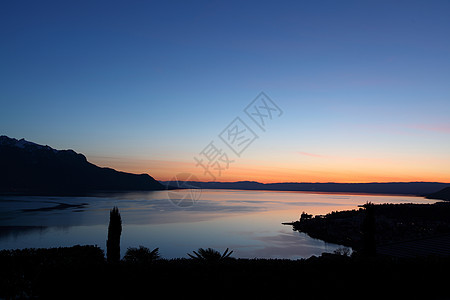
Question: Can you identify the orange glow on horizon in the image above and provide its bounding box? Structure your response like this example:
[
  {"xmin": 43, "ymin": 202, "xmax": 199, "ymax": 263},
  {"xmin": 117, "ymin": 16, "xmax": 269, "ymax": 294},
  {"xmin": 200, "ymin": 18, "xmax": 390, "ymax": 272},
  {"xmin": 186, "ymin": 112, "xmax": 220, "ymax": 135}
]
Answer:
[{"xmin": 88, "ymin": 155, "xmax": 450, "ymax": 184}]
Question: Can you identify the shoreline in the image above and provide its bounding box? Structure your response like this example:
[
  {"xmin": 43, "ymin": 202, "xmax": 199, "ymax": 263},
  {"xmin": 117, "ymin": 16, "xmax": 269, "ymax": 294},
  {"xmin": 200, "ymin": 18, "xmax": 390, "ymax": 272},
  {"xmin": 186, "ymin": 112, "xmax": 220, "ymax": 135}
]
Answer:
[
  {"xmin": 287, "ymin": 201, "xmax": 450, "ymax": 254},
  {"xmin": 201, "ymin": 188, "xmax": 430, "ymax": 198},
  {"xmin": 162, "ymin": 181, "xmax": 450, "ymax": 197}
]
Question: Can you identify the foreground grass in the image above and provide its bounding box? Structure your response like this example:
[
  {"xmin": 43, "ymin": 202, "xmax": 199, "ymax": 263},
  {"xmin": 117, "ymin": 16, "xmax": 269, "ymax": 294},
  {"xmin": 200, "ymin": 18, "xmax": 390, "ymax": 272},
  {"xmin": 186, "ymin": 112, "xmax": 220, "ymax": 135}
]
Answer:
[{"xmin": 1, "ymin": 245, "xmax": 449, "ymax": 299}]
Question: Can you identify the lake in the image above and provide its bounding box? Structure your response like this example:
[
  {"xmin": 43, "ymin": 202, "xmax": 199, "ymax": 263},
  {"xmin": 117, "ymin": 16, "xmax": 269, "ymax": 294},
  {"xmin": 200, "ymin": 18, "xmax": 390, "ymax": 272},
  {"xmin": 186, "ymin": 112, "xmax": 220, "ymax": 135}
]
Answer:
[{"xmin": 0, "ymin": 189, "xmax": 436, "ymax": 259}]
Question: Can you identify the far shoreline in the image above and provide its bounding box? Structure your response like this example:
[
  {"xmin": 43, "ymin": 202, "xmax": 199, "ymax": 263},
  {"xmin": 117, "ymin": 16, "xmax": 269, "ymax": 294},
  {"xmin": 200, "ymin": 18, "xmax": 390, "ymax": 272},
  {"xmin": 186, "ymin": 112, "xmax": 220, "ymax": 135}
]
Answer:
[
  {"xmin": 199, "ymin": 188, "xmax": 431, "ymax": 198},
  {"xmin": 160, "ymin": 180, "xmax": 450, "ymax": 199}
]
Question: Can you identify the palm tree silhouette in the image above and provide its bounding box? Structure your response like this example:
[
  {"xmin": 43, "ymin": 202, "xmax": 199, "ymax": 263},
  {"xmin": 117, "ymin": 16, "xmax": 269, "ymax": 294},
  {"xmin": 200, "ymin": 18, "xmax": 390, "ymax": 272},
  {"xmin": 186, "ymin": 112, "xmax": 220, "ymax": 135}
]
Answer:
[
  {"xmin": 123, "ymin": 246, "xmax": 160, "ymax": 264},
  {"xmin": 187, "ymin": 248, "xmax": 233, "ymax": 262}
]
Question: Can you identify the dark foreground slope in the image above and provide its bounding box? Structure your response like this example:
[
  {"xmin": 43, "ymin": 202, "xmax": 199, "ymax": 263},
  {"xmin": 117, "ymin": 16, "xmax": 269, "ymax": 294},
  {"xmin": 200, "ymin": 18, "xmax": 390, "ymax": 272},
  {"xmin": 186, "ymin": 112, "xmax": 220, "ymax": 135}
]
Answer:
[
  {"xmin": 0, "ymin": 136, "xmax": 164, "ymax": 194},
  {"xmin": 1, "ymin": 245, "xmax": 449, "ymax": 299}
]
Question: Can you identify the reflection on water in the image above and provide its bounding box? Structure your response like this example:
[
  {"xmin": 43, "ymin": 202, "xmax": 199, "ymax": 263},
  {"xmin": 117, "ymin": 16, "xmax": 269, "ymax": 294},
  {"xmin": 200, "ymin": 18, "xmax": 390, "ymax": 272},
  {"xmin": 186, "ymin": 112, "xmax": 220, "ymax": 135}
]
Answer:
[
  {"xmin": 0, "ymin": 190, "xmax": 435, "ymax": 259},
  {"xmin": 0, "ymin": 226, "xmax": 48, "ymax": 240}
]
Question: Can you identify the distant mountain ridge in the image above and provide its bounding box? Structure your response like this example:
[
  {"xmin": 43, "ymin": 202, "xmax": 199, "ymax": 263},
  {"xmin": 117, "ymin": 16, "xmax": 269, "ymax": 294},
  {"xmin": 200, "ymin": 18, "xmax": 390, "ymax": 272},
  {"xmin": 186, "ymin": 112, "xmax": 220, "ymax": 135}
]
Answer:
[
  {"xmin": 0, "ymin": 135, "xmax": 164, "ymax": 194},
  {"xmin": 161, "ymin": 180, "xmax": 450, "ymax": 196}
]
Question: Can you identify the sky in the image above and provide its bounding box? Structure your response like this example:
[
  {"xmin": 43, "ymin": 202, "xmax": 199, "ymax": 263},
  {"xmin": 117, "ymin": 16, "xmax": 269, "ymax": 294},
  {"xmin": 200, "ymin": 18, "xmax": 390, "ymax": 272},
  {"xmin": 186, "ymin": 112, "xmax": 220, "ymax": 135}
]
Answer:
[{"xmin": 1, "ymin": 0, "xmax": 450, "ymax": 183}]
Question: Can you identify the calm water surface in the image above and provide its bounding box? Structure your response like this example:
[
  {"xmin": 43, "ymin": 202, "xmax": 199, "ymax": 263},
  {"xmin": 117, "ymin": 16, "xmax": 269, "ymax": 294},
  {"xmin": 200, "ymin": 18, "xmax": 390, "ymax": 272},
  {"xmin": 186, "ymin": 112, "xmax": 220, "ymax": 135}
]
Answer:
[{"xmin": 0, "ymin": 189, "xmax": 436, "ymax": 259}]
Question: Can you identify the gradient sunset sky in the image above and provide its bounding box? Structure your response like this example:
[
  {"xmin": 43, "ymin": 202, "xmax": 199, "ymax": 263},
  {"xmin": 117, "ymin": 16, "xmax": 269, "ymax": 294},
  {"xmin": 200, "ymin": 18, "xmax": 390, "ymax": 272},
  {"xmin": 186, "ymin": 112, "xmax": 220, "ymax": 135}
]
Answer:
[{"xmin": 1, "ymin": 0, "xmax": 450, "ymax": 183}]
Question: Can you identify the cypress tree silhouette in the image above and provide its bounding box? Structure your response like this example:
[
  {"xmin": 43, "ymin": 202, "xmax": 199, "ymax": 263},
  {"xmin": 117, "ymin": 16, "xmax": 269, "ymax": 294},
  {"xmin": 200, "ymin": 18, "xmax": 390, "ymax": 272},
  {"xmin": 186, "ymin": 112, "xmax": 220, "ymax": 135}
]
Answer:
[
  {"xmin": 107, "ymin": 206, "xmax": 122, "ymax": 263},
  {"xmin": 361, "ymin": 202, "xmax": 376, "ymax": 256}
]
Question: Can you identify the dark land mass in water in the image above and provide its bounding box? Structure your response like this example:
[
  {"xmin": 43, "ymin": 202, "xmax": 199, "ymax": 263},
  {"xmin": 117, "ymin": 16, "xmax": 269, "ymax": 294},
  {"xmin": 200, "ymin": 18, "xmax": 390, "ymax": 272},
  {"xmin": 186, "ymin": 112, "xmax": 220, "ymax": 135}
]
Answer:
[
  {"xmin": 426, "ymin": 186, "xmax": 450, "ymax": 201},
  {"xmin": 0, "ymin": 135, "xmax": 164, "ymax": 195},
  {"xmin": 163, "ymin": 180, "xmax": 450, "ymax": 196},
  {"xmin": 287, "ymin": 201, "xmax": 450, "ymax": 253},
  {"xmin": 1, "ymin": 245, "xmax": 449, "ymax": 299}
]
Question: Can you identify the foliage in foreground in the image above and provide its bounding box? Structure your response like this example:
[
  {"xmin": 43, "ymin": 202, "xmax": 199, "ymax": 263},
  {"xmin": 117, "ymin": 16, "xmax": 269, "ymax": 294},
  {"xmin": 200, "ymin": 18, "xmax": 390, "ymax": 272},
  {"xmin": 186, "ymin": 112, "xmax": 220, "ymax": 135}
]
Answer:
[
  {"xmin": 123, "ymin": 246, "xmax": 160, "ymax": 264},
  {"xmin": 187, "ymin": 247, "xmax": 233, "ymax": 262},
  {"xmin": 1, "ymin": 245, "xmax": 450, "ymax": 299}
]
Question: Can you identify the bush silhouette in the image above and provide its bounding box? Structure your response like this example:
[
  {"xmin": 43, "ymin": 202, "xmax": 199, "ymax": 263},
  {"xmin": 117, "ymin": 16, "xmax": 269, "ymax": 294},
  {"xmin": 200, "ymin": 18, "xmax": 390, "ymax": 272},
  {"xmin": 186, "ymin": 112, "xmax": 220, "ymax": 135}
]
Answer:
[{"xmin": 106, "ymin": 206, "xmax": 122, "ymax": 263}]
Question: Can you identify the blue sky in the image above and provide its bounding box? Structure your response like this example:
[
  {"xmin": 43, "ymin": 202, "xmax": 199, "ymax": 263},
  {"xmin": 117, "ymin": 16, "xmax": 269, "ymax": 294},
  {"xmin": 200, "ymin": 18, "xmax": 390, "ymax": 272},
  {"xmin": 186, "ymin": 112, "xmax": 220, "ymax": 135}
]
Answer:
[{"xmin": 1, "ymin": 0, "xmax": 450, "ymax": 182}]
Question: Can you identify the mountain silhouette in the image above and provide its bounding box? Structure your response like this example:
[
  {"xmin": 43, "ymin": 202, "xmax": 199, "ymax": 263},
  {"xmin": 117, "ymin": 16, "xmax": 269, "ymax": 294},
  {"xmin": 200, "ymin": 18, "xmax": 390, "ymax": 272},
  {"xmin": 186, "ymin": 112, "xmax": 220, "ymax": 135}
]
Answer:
[
  {"xmin": 0, "ymin": 135, "xmax": 164, "ymax": 194},
  {"xmin": 161, "ymin": 180, "xmax": 450, "ymax": 196}
]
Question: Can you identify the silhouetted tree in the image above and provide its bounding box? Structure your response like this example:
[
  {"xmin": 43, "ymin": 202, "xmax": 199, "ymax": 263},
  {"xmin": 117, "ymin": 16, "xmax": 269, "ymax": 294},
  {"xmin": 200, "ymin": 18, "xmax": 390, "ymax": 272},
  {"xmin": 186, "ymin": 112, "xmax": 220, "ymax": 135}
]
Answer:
[
  {"xmin": 361, "ymin": 202, "xmax": 376, "ymax": 256},
  {"xmin": 123, "ymin": 246, "xmax": 160, "ymax": 264},
  {"xmin": 187, "ymin": 248, "xmax": 233, "ymax": 263},
  {"xmin": 107, "ymin": 206, "xmax": 122, "ymax": 263},
  {"xmin": 300, "ymin": 211, "xmax": 312, "ymax": 222}
]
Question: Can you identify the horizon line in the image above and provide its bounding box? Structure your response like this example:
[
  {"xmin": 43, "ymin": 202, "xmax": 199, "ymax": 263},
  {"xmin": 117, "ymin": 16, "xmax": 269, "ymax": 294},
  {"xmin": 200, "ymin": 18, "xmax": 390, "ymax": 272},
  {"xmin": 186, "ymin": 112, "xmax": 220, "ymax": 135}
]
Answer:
[{"xmin": 158, "ymin": 180, "xmax": 450, "ymax": 184}]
